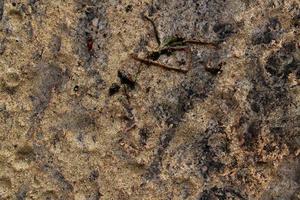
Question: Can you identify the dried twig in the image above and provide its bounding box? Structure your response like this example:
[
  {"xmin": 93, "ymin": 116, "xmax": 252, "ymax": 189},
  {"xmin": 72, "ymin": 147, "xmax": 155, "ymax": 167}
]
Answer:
[
  {"xmin": 130, "ymin": 53, "xmax": 188, "ymax": 73},
  {"xmin": 142, "ymin": 14, "xmax": 161, "ymax": 46},
  {"xmin": 135, "ymin": 14, "xmax": 221, "ymax": 74},
  {"xmin": 123, "ymin": 123, "xmax": 137, "ymax": 133},
  {"xmin": 160, "ymin": 46, "xmax": 188, "ymax": 52},
  {"xmin": 184, "ymin": 40, "xmax": 219, "ymax": 48}
]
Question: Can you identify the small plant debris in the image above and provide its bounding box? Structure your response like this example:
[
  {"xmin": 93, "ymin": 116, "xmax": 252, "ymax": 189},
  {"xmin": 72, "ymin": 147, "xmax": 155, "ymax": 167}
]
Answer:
[
  {"xmin": 109, "ymin": 83, "xmax": 120, "ymax": 96},
  {"xmin": 117, "ymin": 70, "xmax": 136, "ymax": 89},
  {"xmin": 131, "ymin": 13, "xmax": 220, "ymax": 73},
  {"xmin": 130, "ymin": 53, "xmax": 189, "ymax": 73}
]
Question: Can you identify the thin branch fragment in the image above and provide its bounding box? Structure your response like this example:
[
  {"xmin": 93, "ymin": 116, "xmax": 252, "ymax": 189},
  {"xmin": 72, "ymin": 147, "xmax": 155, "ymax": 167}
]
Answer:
[
  {"xmin": 130, "ymin": 53, "xmax": 188, "ymax": 73},
  {"xmin": 142, "ymin": 14, "xmax": 161, "ymax": 46},
  {"xmin": 160, "ymin": 46, "xmax": 188, "ymax": 52},
  {"xmin": 184, "ymin": 40, "xmax": 219, "ymax": 48}
]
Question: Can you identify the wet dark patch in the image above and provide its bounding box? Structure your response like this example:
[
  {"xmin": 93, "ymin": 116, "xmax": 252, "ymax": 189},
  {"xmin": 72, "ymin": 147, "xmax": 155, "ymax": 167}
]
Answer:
[
  {"xmin": 1, "ymin": 84, "xmax": 16, "ymax": 95},
  {"xmin": 31, "ymin": 63, "xmax": 68, "ymax": 117},
  {"xmin": 252, "ymin": 18, "xmax": 281, "ymax": 45},
  {"xmin": 199, "ymin": 187, "xmax": 246, "ymax": 200},
  {"xmin": 193, "ymin": 123, "xmax": 229, "ymax": 178},
  {"xmin": 133, "ymin": 36, "xmax": 149, "ymax": 53},
  {"xmin": 247, "ymin": 83, "xmax": 289, "ymax": 115},
  {"xmin": 145, "ymin": 2, "xmax": 160, "ymax": 17},
  {"xmin": 76, "ymin": 2, "xmax": 110, "ymax": 69},
  {"xmin": 153, "ymin": 70, "xmax": 214, "ymax": 125},
  {"xmin": 0, "ymin": 0, "xmax": 3, "ymax": 21},
  {"xmin": 0, "ymin": 71, "xmax": 20, "ymax": 95},
  {"xmin": 213, "ymin": 23, "xmax": 235, "ymax": 40},
  {"xmin": 28, "ymin": 0, "xmax": 37, "ymax": 5},
  {"xmin": 0, "ymin": 105, "xmax": 9, "ymax": 123},
  {"xmin": 145, "ymin": 66, "xmax": 217, "ymax": 180},
  {"xmin": 144, "ymin": 128, "xmax": 176, "ymax": 180},
  {"xmin": 28, "ymin": 0, "xmax": 38, "ymax": 13},
  {"xmin": 153, "ymin": 100, "xmax": 192, "ymax": 126},
  {"xmin": 85, "ymin": 69, "xmax": 105, "ymax": 98},
  {"xmin": 269, "ymin": 127, "xmax": 284, "ymax": 136},
  {"xmin": 283, "ymin": 42, "xmax": 297, "ymax": 53},
  {"xmin": 265, "ymin": 42, "xmax": 298, "ymax": 80},
  {"xmin": 263, "ymin": 143, "xmax": 277, "ymax": 153},
  {"xmin": 144, "ymin": 159, "xmax": 161, "ymax": 180},
  {"xmin": 43, "ymin": 164, "xmax": 73, "ymax": 192},
  {"xmin": 268, "ymin": 17, "xmax": 281, "ymax": 30},
  {"xmin": 27, "ymin": 63, "xmax": 68, "ymax": 138},
  {"xmin": 148, "ymin": 0, "xmax": 240, "ymax": 42},
  {"xmin": 248, "ymin": 88, "xmax": 267, "ymax": 113},
  {"xmin": 46, "ymin": 109, "xmax": 95, "ymax": 146},
  {"xmin": 30, "ymin": 145, "xmax": 73, "ymax": 199},
  {"xmin": 243, "ymin": 120, "xmax": 261, "ymax": 149},
  {"xmin": 0, "ymin": 39, "xmax": 5, "ymax": 55},
  {"xmin": 16, "ymin": 186, "xmax": 28, "ymax": 200},
  {"xmin": 199, "ymin": 147, "xmax": 225, "ymax": 178},
  {"xmin": 40, "ymin": 191, "xmax": 58, "ymax": 200},
  {"xmin": 53, "ymin": 170, "xmax": 73, "ymax": 191},
  {"xmin": 16, "ymin": 145, "xmax": 36, "ymax": 162},
  {"xmin": 252, "ymin": 30, "xmax": 275, "ymax": 45},
  {"xmin": 245, "ymin": 56, "xmax": 295, "ymax": 150},
  {"xmin": 50, "ymin": 128, "xmax": 64, "ymax": 148},
  {"xmin": 50, "ymin": 35, "xmax": 62, "ymax": 55},
  {"xmin": 85, "ymin": 7, "xmax": 96, "ymax": 21},
  {"xmin": 87, "ymin": 191, "xmax": 103, "ymax": 200},
  {"xmin": 139, "ymin": 128, "xmax": 150, "ymax": 146},
  {"xmin": 292, "ymin": 14, "xmax": 300, "ymax": 27},
  {"xmin": 87, "ymin": 69, "xmax": 104, "ymax": 84},
  {"xmin": 72, "ymin": 112, "xmax": 95, "ymax": 130}
]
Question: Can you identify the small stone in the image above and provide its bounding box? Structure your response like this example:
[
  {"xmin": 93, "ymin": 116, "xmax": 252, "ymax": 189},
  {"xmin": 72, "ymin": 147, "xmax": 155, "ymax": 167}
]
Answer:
[
  {"xmin": 109, "ymin": 83, "xmax": 120, "ymax": 96},
  {"xmin": 125, "ymin": 5, "xmax": 133, "ymax": 12},
  {"xmin": 92, "ymin": 18, "xmax": 99, "ymax": 27}
]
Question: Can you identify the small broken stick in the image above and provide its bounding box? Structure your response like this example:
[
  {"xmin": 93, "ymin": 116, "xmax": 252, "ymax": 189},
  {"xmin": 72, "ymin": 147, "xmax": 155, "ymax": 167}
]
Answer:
[
  {"xmin": 142, "ymin": 14, "xmax": 161, "ymax": 46},
  {"xmin": 123, "ymin": 123, "xmax": 137, "ymax": 133},
  {"xmin": 184, "ymin": 40, "xmax": 219, "ymax": 48},
  {"xmin": 130, "ymin": 53, "xmax": 188, "ymax": 73}
]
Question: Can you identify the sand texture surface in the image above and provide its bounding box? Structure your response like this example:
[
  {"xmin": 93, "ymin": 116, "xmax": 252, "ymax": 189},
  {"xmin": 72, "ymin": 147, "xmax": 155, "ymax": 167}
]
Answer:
[{"xmin": 0, "ymin": 0, "xmax": 299, "ymax": 199}]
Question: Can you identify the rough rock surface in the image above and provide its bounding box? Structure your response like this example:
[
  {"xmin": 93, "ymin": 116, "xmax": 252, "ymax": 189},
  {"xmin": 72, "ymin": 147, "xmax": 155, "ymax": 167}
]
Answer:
[{"xmin": 0, "ymin": 0, "xmax": 299, "ymax": 199}]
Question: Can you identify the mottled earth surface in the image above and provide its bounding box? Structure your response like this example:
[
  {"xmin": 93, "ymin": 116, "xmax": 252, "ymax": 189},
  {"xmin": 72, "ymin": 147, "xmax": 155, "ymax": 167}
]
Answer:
[{"xmin": 0, "ymin": 0, "xmax": 299, "ymax": 199}]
